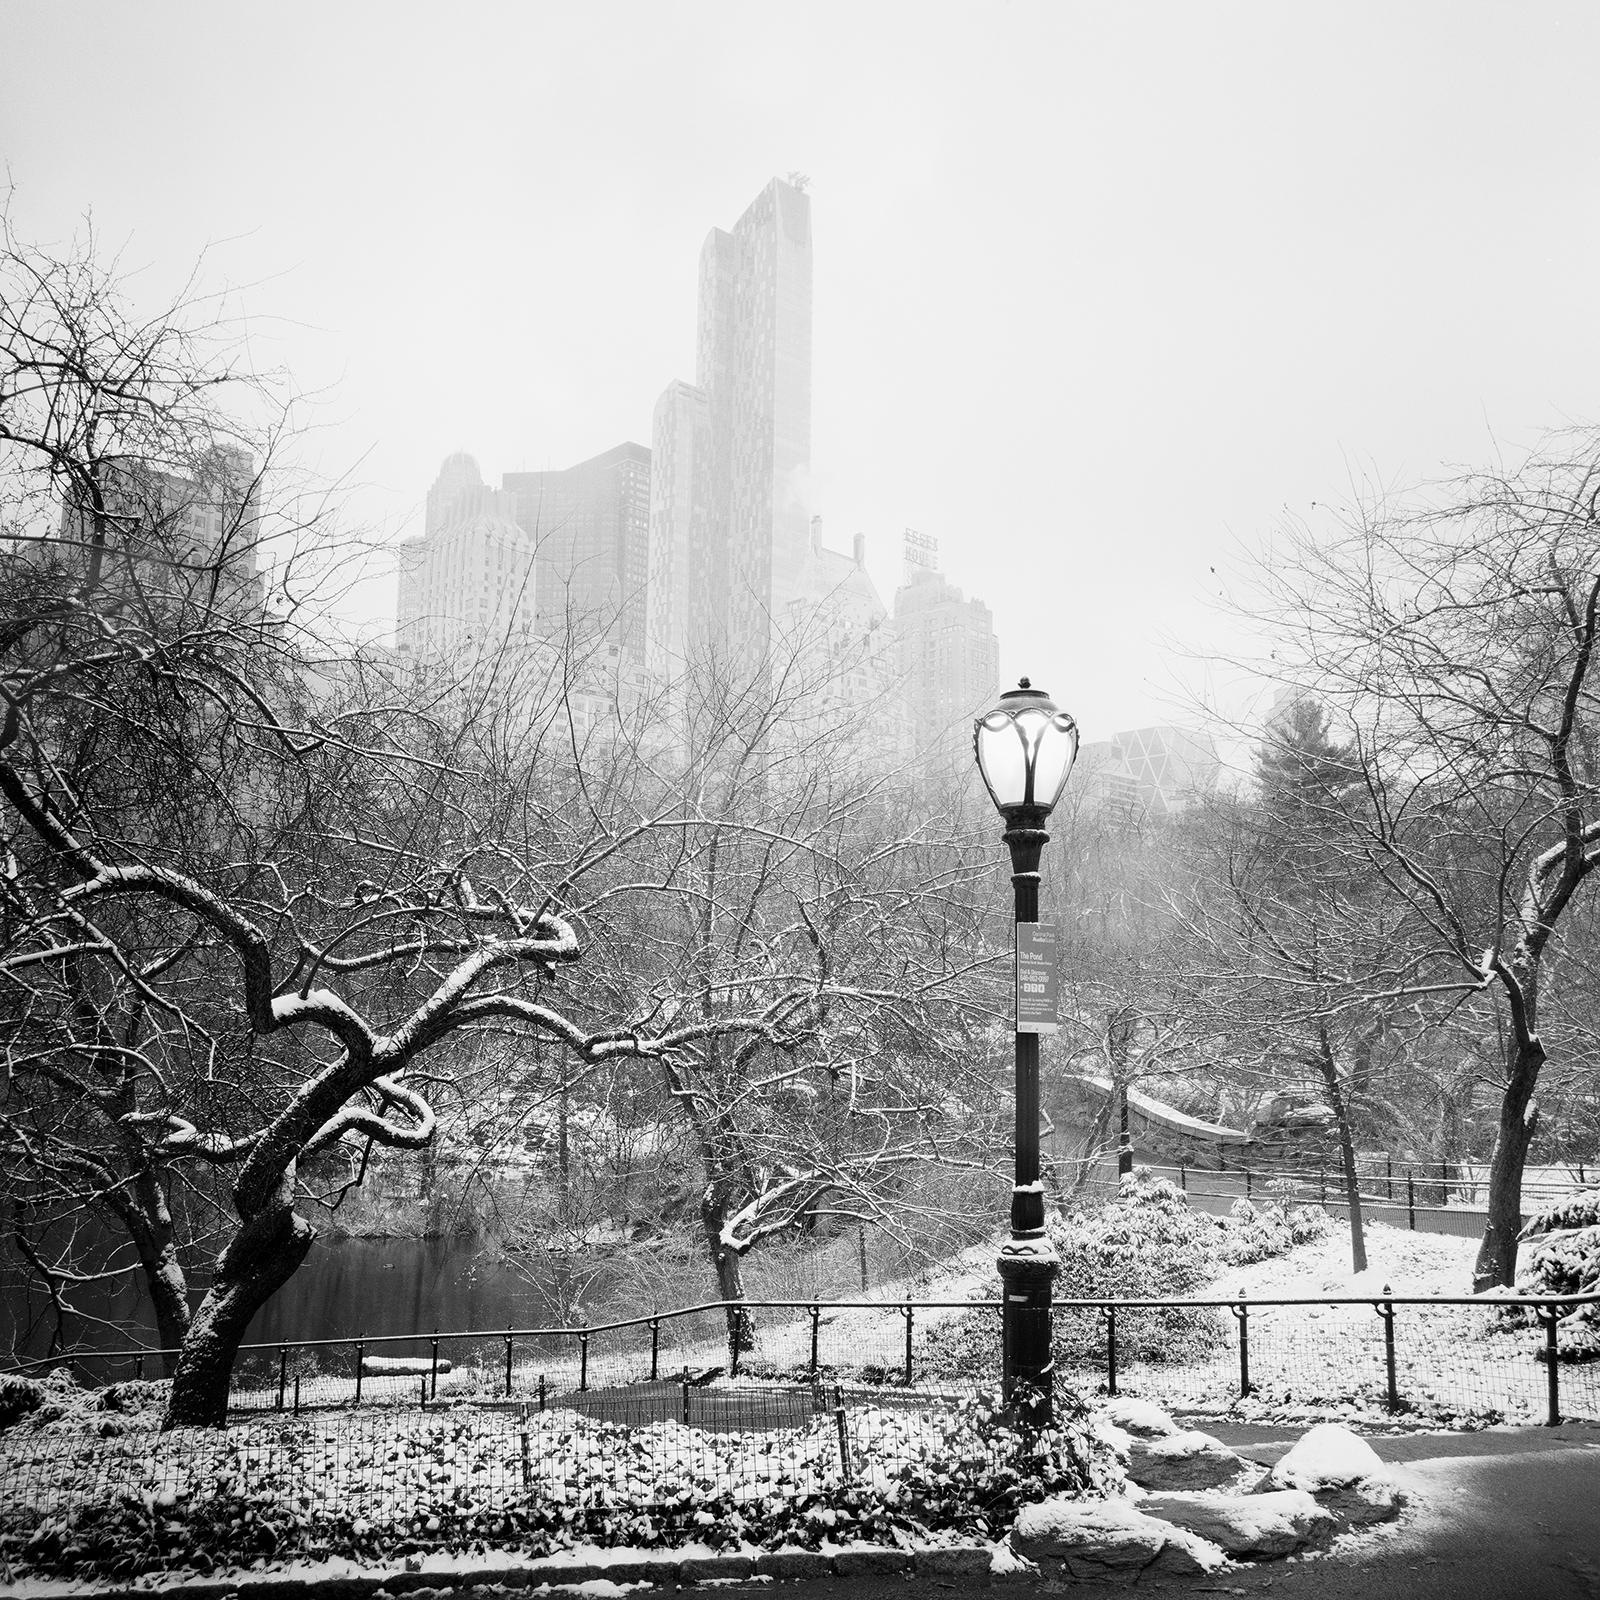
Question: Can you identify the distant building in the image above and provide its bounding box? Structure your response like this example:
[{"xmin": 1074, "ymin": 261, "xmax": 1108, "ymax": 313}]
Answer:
[
  {"xmin": 888, "ymin": 531, "xmax": 999, "ymax": 771},
  {"xmin": 503, "ymin": 442, "xmax": 652, "ymax": 667},
  {"xmin": 646, "ymin": 380, "xmax": 713, "ymax": 678},
  {"xmin": 396, "ymin": 457, "xmax": 533, "ymax": 660},
  {"xmin": 649, "ymin": 176, "xmax": 813, "ymax": 677},
  {"xmin": 56, "ymin": 445, "xmax": 264, "ymax": 607},
  {"xmin": 1079, "ymin": 726, "xmax": 1220, "ymax": 820},
  {"xmin": 791, "ymin": 518, "xmax": 891, "ymax": 728}
]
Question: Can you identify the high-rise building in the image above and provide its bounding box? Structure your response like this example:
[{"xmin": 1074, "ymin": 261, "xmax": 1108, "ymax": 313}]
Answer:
[
  {"xmin": 503, "ymin": 443, "xmax": 652, "ymax": 667},
  {"xmin": 396, "ymin": 456, "xmax": 534, "ymax": 660},
  {"xmin": 55, "ymin": 445, "xmax": 264, "ymax": 607},
  {"xmin": 889, "ymin": 531, "xmax": 1000, "ymax": 770},
  {"xmin": 649, "ymin": 176, "xmax": 813, "ymax": 677},
  {"xmin": 1076, "ymin": 726, "xmax": 1220, "ymax": 820}
]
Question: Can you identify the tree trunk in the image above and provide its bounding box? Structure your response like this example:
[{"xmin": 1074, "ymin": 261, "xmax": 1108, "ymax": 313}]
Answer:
[
  {"xmin": 1473, "ymin": 1038, "xmax": 1543, "ymax": 1292},
  {"xmin": 121, "ymin": 1172, "xmax": 192, "ymax": 1378},
  {"xmin": 140, "ymin": 1245, "xmax": 192, "ymax": 1378},
  {"xmin": 1117, "ymin": 1087, "xmax": 1133, "ymax": 1178},
  {"xmin": 162, "ymin": 1187, "xmax": 313, "ymax": 1429},
  {"xmin": 699, "ymin": 1187, "xmax": 752, "ymax": 1364},
  {"xmin": 1315, "ymin": 1029, "xmax": 1367, "ymax": 1275}
]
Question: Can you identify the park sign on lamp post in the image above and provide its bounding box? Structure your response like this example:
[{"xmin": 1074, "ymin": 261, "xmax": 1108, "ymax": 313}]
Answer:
[
  {"xmin": 973, "ymin": 677, "xmax": 1078, "ymax": 1425},
  {"xmin": 1016, "ymin": 922, "xmax": 1059, "ymax": 1035}
]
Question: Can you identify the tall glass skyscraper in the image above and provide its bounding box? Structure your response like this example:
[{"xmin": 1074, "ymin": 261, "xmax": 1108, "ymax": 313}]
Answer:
[{"xmin": 649, "ymin": 176, "xmax": 813, "ymax": 678}]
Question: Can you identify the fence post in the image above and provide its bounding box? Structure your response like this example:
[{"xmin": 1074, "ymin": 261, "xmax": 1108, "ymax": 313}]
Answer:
[
  {"xmin": 518, "ymin": 1402, "xmax": 531, "ymax": 1493},
  {"xmin": 579, "ymin": 1333, "xmax": 589, "ymax": 1393},
  {"xmin": 903, "ymin": 1304, "xmax": 915, "ymax": 1386},
  {"xmin": 277, "ymin": 1345, "xmax": 288, "ymax": 1412},
  {"xmin": 650, "ymin": 1318, "xmax": 661, "ymax": 1382},
  {"xmin": 293, "ymin": 1376, "xmax": 300, "ymax": 1416},
  {"xmin": 833, "ymin": 1384, "xmax": 853, "ymax": 1483},
  {"xmin": 1376, "ymin": 1300, "xmax": 1398, "ymax": 1411},
  {"xmin": 354, "ymin": 1342, "xmax": 363, "ymax": 1407},
  {"xmin": 1104, "ymin": 1305, "xmax": 1118, "ymax": 1397},
  {"xmin": 134, "ymin": 1354, "xmax": 144, "ymax": 1381},
  {"xmin": 1385, "ymin": 1153, "xmax": 1394, "ymax": 1201},
  {"xmin": 420, "ymin": 1374, "xmax": 428, "ymax": 1408},
  {"xmin": 1541, "ymin": 1308, "xmax": 1562, "ymax": 1426},
  {"xmin": 809, "ymin": 1302, "xmax": 821, "ymax": 1378},
  {"xmin": 538, "ymin": 1373, "xmax": 547, "ymax": 1412},
  {"xmin": 505, "ymin": 1336, "xmax": 514, "ymax": 1397},
  {"xmin": 430, "ymin": 1333, "xmax": 440, "ymax": 1401},
  {"xmin": 1231, "ymin": 1298, "xmax": 1251, "ymax": 1397},
  {"xmin": 1407, "ymin": 1174, "xmax": 1416, "ymax": 1231},
  {"xmin": 681, "ymin": 1379, "xmax": 691, "ymax": 1426}
]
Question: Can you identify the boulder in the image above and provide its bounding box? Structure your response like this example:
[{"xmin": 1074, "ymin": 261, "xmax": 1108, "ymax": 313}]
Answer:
[
  {"xmin": 1128, "ymin": 1428, "xmax": 1257, "ymax": 1491},
  {"xmin": 1267, "ymin": 1422, "xmax": 1401, "ymax": 1525},
  {"xmin": 1011, "ymin": 1496, "xmax": 1226, "ymax": 1579},
  {"xmin": 1137, "ymin": 1489, "xmax": 1336, "ymax": 1559},
  {"xmin": 1100, "ymin": 1395, "xmax": 1180, "ymax": 1439}
]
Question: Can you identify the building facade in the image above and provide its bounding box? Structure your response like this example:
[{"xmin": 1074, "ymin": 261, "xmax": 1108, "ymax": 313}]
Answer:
[
  {"xmin": 503, "ymin": 442, "xmax": 651, "ymax": 667},
  {"xmin": 888, "ymin": 531, "xmax": 1000, "ymax": 771},
  {"xmin": 649, "ymin": 176, "xmax": 813, "ymax": 678},
  {"xmin": 396, "ymin": 456, "xmax": 534, "ymax": 660}
]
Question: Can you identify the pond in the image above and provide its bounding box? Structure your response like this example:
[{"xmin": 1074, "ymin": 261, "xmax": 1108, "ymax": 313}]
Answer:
[{"xmin": 1, "ymin": 1231, "xmax": 641, "ymax": 1371}]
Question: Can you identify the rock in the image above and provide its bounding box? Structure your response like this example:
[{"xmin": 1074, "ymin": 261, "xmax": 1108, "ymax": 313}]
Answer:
[
  {"xmin": 1149, "ymin": 1522, "xmax": 1231, "ymax": 1576},
  {"xmin": 1100, "ymin": 1395, "xmax": 1180, "ymax": 1439},
  {"xmin": 1011, "ymin": 1496, "xmax": 1225, "ymax": 1579},
  {"xmin": 832, "ymin": 1544, "xmax": 911, "ymax": 1575},
  {"xmin": 1138, "ymin": 1488, "xmax": 1337, "ymax": 1559},
  {"xmin": 915, "ymin": 1545, "xmax": 994, "ymax": 1577},
  {"xmin": 1268, "ymin": 1422, "xmax": 1401, "ymax": 1524},
  {"xmin": 1127, "ymin": 1428, "xmax": 1256, "ymax": 1491},
  {"xmin": 754, "ymin": 1547, "xmax": 830, "ymax": 1580}
]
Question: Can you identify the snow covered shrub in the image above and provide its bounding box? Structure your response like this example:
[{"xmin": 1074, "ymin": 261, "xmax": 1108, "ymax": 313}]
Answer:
[
  {"xmin": 918, "ymin": 1169, "xmax": 1225, "ymax": 1382},
  {"xmin": 0, "ymin": 1375, "xmax": 45, "ymax": 1429},
  {"xmin": 1219, "ymin": 1191, "xmax": 1330, "ymax": 1265},
  {"xmin": 0, "ymin": 1390, "xmax": 1123, "ymax": 1580},
  {"xmin": 895, "ymin": 1381, "xmax": 1123, "ymax": 1527},
  {"xmin": 1050, "ymin": 1169, "xmax": 1226, "ymax": 1366},
  {"xmin": 1517, "ymin": 1189, "xmax": 1600, "ymax": 1357}
]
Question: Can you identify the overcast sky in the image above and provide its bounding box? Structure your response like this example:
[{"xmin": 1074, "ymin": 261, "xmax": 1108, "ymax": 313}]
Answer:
[{"xmin": 5, "ymin": 2, "xmax": 1599, "ymax": 747}]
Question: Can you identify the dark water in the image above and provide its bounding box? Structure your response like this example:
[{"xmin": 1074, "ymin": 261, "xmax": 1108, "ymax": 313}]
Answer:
[{"xmin": 2, "ymin": 1232, "xmax": 631, "ymax": 1369}]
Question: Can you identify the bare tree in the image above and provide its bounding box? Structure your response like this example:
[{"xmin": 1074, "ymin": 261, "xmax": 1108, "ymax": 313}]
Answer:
[{"xmin": 1223, "ymin": 438, "xmax": 1600, "ymax": 1288}]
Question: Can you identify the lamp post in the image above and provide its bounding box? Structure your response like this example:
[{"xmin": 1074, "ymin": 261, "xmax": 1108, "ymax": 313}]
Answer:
[{"xmin": 973, "ymin": 677, "xmax": 1079, "ymax": 1424}]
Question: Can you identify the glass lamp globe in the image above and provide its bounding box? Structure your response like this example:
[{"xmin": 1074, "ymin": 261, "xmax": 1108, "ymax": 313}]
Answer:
[{"xmin": 973, "ymin": 678, "xmax": 1079, "ymax": 819}]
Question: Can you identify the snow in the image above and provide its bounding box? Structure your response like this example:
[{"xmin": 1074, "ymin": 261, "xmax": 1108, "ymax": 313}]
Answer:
[
  {"xmin": 1100, "ymin": 1397, "xmax": 1179, "ymax": 1437},
  {"xmin": 1270, "ymin": 1424, "xmax": 1391, "ymax": 1492},
  {"xmin": 1205, "ymin": 1221, "xmax": 1479, "ymax": 1300},
  {"xmin": 1073, "ymin": 1075, "xmax": 1249, "ymax": 1145}
]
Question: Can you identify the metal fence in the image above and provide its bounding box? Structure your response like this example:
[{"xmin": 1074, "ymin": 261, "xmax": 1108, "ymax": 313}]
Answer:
[
  {"xmin": 1075, "ymin": 1157, "xmax": 1564, "ymax": 1241},
  {"xmin": 7, "ymin": 1288, "xmax": 1597, "ymax": 1429}
]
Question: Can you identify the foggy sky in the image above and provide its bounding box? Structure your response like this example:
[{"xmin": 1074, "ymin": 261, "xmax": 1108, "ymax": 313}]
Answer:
[{"xmin": 4, "ymin": 2, "xmax": 1598, "ymax": 753}]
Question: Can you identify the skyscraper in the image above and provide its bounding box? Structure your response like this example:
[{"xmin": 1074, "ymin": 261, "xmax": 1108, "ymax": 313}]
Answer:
[
  {"xmin": 889, "ymin": 531, "xmax": 1000, "ymax": 771},
  {"xmin": 649, "ymin": 176, "xmax": 813, "ymax": 677},
  {"xmin": 396, "ymin": 455, "xmax": 534, "ymax": 660},
  {"xmin": 503, "ymin": 442, "xmax": 652, "ymax": 667}
]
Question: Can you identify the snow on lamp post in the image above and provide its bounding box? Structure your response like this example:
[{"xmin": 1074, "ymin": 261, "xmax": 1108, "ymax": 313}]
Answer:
[{"xmin": 973, "ymin": 677, "xmax": 1079, "ymax": 1425}]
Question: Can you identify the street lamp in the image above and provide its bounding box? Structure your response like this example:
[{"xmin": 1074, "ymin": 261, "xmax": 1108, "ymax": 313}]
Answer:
[{"xmin": 973, "ymin": 677, "xmax": 1079, "ymax": 1424}]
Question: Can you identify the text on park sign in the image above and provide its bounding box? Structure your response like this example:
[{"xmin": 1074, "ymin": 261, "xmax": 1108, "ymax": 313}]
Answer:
[{"xmin": 1016, "ymin": 921, "xmax": 1059, "ymax": 1035}]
